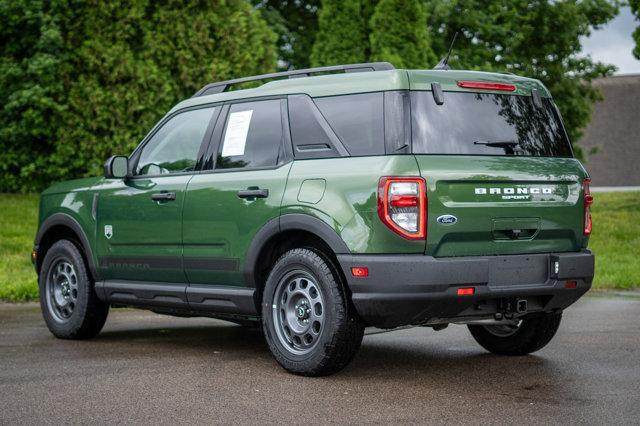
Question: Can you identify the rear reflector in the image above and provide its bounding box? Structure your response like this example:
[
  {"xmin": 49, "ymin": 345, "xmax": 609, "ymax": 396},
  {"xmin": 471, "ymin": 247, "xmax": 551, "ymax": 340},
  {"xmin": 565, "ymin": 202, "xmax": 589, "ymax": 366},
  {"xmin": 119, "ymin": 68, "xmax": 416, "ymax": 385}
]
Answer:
[
  {"xmin": 583, "ymin": 178, "xmax": 593, "ymax": 236},
  {"xmin": 457, "ymin": 81, "xmax": 516, "ymax": 92},
  {"xmin": 457, "ymin": 287, "xmax": 475, "ymax": 296},
  {"xmin": 565, "ymin": 280, "xmax": 578, "ymax": 289},
  {"xmin": 351, "ymin": 267, "xmax": 369, "ymax": 278}
]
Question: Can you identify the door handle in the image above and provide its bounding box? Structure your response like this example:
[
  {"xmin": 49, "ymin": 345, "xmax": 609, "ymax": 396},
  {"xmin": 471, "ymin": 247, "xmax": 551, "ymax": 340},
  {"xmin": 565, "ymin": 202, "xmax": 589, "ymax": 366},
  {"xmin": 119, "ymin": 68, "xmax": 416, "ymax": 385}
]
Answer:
[
  {"xmin": 237, "ymin": 188, "xmax": 269, "ymax": 199},
  {"xmin": 151, "ymin": 192, "xmax": 176, "ymax": 202}
]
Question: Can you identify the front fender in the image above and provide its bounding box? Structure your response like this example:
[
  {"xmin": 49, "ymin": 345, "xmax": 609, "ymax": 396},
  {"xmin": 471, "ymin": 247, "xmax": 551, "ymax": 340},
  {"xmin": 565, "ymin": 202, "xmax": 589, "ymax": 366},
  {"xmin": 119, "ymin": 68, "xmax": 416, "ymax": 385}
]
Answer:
[{"xmin": 35, "ymin": 190, "xmax": 98, "ymax": 279}]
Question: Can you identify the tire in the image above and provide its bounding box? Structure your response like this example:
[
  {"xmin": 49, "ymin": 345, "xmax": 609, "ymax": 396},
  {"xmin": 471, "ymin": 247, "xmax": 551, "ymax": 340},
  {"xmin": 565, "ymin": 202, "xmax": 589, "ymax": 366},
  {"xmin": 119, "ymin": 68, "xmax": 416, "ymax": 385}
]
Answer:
[
  {"xmin": 467, "ymin": 312, "xmax": 562, "ymax": 356},
  {"xmin": 262, "ymin": 248, "xmax": 364, "ymax": 376},
  {"xmin": 38, "ymin": 239, "xmax": 109, "ymax": 339}
]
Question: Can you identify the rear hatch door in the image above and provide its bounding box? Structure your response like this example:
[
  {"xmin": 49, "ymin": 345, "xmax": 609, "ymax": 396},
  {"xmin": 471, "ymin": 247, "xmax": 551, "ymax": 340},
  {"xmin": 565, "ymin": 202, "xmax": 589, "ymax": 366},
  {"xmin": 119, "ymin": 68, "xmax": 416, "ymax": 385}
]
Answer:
[
  {"xmin": 409, "ymin": 84, "xmax": 588, "ymax": 257},
  {"xmin": 415, "ymin": 156, "xmax": 586, "ymax": 257}
]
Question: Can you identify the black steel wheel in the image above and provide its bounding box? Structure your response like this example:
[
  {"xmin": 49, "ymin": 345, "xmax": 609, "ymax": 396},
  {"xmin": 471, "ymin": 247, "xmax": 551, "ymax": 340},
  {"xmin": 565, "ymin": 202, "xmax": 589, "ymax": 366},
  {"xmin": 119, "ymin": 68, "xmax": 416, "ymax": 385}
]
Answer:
[
  {"xmin": 45, "ymin": 259, "xmax": 79, "ymax": 322},
  {"xmin": 39, "ymin": 240, "xmax": 109, "ymax": 339},
  {"xmin": 262, "ymin": 248, "xmax": 364, "ymax": 376},
  {"xmin": 272, "ymin": 271, "xmax": 326, "ymax": 355}
]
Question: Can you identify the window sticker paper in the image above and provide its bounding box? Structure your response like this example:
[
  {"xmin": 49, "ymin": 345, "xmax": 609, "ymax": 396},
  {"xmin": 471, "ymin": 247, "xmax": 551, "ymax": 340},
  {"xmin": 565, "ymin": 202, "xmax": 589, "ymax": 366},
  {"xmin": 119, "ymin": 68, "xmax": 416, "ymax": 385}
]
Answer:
[{"xmin": 221, "ymin": 110, "xmax": 253, "ymax": 157}]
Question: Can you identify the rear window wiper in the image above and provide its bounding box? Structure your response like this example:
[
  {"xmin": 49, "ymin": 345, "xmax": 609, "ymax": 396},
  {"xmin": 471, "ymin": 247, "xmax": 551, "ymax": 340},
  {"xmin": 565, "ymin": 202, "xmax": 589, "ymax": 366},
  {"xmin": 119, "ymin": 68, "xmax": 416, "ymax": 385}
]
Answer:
[{"xmin": 473, "ymin": 140, "xmax": 519, "ymax": 148}]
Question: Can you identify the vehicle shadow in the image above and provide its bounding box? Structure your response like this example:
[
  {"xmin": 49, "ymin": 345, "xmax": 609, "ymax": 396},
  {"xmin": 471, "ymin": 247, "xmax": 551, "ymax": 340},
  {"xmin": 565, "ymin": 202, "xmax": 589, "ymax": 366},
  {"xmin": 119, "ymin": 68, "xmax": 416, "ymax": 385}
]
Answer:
[{"xmin": 94, "ymin": 320, "xmax": 576, "ymax": 399}]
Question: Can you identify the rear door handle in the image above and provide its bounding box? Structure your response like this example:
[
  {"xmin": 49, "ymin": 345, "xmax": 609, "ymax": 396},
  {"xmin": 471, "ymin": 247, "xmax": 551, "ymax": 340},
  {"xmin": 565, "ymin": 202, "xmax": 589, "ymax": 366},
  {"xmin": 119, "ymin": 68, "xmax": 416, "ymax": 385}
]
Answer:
[
  {"xmin": 151, "ymin": 192, "xmax": 176, "ymax": 202},
  {"xmin": 237, "ymin": 188, "xmax": 269, "ymax": 199}
]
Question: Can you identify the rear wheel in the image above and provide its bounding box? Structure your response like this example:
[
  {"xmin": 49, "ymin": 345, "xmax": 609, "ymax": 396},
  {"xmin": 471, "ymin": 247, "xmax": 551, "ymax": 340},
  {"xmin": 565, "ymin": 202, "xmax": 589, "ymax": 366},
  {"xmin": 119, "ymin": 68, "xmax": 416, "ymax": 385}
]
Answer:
[
  {"xmin": 262, "ymin": 248, "xmax": 364, "ymax": 376},
  {"xmin": 39, "ymin": 240, "xmax": 109, "ymax": 339},
  {"xmin": 467, "ymin": 312, "xmax": 562, "ymax": 356}
]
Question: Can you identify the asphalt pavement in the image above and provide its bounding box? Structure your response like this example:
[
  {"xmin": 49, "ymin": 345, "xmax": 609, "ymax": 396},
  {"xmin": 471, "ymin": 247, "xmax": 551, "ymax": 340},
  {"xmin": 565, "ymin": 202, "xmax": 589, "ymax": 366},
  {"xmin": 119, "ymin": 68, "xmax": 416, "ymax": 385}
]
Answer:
[{"xmin": 1, "ymin": 294, "xmax": 639, "ymax": 424}]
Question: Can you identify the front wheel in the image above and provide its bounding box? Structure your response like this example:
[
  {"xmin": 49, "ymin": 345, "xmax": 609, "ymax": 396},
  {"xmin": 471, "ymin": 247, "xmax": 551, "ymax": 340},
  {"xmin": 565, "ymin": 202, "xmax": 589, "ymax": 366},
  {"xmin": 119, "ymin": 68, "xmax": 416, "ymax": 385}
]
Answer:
[
  {"xmin": 467, "ymin": 312, "xmax": 562, "ymax": 356},
  {"xmin": 262, "ymin": 248, "xmax": 364, "ymax": 376},
  {"xmin": 39, "ymin": 240, "xmax": 109, "ymax": 339}
]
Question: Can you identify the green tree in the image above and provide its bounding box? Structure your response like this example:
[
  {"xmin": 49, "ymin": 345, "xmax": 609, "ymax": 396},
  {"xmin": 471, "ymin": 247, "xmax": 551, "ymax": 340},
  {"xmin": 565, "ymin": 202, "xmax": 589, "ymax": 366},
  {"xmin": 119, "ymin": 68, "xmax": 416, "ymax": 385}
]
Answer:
[
  {"xmin": 0, "ymin": 0, "xmax": 277, "ymax": 193},
  {"xmin": 370, "ymin": 0, "xmax": 436, "ymax": 68},
  {"xmin": 631, "ymin": 0, "xmax": 640, "ymax": 59},
  {"xmin": 0, "ymin": 0, "xmax": 66, "ymax": 192},
  {"xmin": 425, "ymin": 0, "xmax": 619, "ymax": 157},
  {"xmin": 311, "ymin": 0, "xmax": 368, "ymax": 66},
  {"xmin": 253, "ymin": 0, "xmax": 321, "ymax": 69}
]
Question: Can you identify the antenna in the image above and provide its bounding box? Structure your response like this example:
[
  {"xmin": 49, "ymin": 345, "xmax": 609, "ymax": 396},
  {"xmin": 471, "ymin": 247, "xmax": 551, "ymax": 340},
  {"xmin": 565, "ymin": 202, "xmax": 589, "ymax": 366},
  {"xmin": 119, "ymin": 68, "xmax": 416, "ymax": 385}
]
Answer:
[{"xmin": 433, "ymin": 31, "xmax": 459, "ymax": 70}]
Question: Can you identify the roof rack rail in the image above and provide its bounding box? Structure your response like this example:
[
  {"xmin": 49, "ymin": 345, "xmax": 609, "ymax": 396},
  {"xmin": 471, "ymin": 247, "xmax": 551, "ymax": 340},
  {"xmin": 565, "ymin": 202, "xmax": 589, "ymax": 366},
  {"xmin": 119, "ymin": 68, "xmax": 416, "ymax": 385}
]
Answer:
[{"xmin": 192, "ymin": 62, "xmax": 395, "ymax": 97}]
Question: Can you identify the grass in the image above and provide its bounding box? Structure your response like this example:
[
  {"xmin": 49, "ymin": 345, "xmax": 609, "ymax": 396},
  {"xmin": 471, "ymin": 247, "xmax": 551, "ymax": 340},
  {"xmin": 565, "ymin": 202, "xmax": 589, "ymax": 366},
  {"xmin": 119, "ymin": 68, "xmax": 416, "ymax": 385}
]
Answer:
[
  {"xmin": 0, "ymin": 192, "xmax": 638, "ymax": 302},
  {"xmin": 589, "ymin": 192, "xmax": 640, "ymax": 289},
  {"xmin": 0, "ymin": 194, "xmax": 39, "ymax": 302}
]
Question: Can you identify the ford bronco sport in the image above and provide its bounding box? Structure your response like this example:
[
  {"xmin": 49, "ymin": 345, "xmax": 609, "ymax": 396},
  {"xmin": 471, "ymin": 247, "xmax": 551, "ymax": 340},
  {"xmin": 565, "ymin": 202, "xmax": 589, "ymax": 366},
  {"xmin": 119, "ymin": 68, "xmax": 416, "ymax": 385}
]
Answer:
[{"xmin": 33, "ymin": 62, "xmax": 595, "ymax": 376}]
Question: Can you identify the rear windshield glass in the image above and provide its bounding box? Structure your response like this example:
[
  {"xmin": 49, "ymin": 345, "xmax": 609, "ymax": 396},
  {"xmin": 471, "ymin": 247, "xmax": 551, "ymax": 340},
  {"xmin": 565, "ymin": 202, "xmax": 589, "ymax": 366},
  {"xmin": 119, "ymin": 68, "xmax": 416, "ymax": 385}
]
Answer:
[{"xmin": 411, "ymin": 91, "xmax": 572, "ymax": 157}]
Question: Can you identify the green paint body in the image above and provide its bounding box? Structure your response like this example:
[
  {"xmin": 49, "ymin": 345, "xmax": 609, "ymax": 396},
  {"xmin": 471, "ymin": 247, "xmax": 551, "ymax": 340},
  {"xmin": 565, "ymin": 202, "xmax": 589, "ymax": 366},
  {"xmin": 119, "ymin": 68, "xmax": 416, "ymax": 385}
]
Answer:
[{"xmin": 36, "ymin": 68, "xmax": 589, "ymax": 289}]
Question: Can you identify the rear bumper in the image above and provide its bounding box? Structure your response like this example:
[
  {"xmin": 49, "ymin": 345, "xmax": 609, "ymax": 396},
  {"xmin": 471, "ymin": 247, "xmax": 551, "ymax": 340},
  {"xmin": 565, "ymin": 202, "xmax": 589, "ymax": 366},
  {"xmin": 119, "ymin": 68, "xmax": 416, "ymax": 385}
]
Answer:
[{"xmin": 337, "ymin": 251, "xmax": 594, "ymax": 328}]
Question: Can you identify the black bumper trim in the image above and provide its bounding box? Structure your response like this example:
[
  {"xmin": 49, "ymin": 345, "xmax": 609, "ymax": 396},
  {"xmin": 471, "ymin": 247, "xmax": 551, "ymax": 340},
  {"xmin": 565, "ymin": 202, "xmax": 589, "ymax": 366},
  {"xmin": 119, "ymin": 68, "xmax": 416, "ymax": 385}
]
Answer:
[{"xmin": 338, "ymin": 251, "xmax": 594, "ymax": 328}]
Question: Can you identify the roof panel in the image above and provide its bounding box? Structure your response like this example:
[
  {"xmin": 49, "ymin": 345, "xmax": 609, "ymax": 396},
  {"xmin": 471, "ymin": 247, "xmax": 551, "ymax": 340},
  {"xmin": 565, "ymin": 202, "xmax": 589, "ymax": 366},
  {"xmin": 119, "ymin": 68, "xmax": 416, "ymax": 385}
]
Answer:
[{"xmin": 170, "ymin": 68, "xmax": 552, "ymax": 114}]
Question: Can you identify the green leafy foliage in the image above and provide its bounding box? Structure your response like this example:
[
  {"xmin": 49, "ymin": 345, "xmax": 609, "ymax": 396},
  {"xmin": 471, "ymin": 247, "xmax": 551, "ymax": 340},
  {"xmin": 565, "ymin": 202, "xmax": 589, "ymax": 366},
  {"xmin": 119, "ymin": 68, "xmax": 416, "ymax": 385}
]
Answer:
[
  {"xmin": 370, "ymin": 0, "xmax": 436, "ymax": 68},
  {"xmin": 0, "ymin": 0, "xmax": 277, "ymax": 193},
  {"xmin": 311, "ymin": 0, "xmax": 369, "ymax": 66},
  {"xmin": 253, "ymin": 0, "xmax": 321, "ymax": 69},
  {"xmin": 631, "ymin": 0, "xmax": 640, "ymax": 59},
  {"xmin": 0, "ymin": 0, "xmax": 623, "ymax": 191},
  {"xmin": 424, "ymin": 0, "xmax": 620, "ymax": 158},
  {"xmin": 268, "ymin": 0, "xmax": 620, "ymax": 159},
  {"xmin": 0, "ymin": 0, "xmax": 66, "ymax": 193}
]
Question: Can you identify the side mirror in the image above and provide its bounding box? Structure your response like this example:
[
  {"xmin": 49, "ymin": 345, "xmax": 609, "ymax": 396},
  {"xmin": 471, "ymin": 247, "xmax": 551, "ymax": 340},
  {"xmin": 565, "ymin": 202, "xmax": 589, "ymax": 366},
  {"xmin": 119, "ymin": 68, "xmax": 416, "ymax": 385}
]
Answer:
[{"xmin": 104, "ymin": 156, "xmax": 129, "ymax": 179}]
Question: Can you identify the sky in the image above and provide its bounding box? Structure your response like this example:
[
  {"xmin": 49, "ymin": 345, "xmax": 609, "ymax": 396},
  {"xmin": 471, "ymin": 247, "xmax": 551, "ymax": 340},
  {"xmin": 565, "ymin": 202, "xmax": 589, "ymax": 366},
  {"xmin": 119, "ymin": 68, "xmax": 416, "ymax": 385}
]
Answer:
[{"xmin": 581, "ymin": 6, "xmax": 640, "ymax": 75}]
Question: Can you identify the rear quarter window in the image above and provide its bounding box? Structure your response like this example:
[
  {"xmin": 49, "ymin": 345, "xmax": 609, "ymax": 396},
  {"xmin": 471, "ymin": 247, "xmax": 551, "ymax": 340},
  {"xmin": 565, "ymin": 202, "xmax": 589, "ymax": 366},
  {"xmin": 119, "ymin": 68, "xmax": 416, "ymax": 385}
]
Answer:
[{"xmin": 314, "ymin": 92, "xmax": 385, "ymax": 156}]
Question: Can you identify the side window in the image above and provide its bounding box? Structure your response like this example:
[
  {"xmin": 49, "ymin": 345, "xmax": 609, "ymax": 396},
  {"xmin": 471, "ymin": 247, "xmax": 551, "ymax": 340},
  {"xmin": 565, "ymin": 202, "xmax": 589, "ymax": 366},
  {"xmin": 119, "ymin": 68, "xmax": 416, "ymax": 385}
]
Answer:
[
  {"xmin": 314, "ymin": 92, "xmax": 385, "ymax": 156},
  {"xmin": 136, "ymin": 107, "xmax": 216, "ymax": 176},
  {"xmin": 288, "ymin": 94, "xmax": 342, "ymax": 159},
  {"xmin": 216, "ymin": 99, "xmax": 282, "ymax": 170}
]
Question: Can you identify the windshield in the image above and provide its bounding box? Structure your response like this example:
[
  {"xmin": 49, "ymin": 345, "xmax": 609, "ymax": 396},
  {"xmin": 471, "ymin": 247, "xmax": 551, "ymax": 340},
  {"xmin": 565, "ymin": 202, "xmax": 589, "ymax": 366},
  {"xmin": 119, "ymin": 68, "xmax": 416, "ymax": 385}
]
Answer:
[{"xmin": 411, "ymin": 91, "xmax": 573, "ymax": 157}]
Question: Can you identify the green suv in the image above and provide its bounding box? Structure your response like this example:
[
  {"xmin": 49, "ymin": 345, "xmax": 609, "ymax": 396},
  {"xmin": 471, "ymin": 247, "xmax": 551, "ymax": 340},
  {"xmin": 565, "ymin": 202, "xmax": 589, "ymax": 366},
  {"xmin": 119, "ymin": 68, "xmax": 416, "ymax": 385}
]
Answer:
[{"xmin": 33, "ymin": 62, "xmax": 595, "ymax": 376}]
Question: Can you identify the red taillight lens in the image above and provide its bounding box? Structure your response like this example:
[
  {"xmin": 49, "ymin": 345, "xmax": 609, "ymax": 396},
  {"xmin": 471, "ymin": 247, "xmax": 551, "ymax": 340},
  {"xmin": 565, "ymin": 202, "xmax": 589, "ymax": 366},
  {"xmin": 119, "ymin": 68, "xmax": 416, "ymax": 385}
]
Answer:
[
  {"xmin": 583, "ymin": 178, "xmax": 593, "ymax": 236},
  {"xmin": 351, "ymin": 267, "xmax": 369, "ymax": 277},
  {"xmin": 457, "ymin": 81, "xmax": 516, "ymax": 92},
  {"xmin": 390, "ymin": 195, "xmax": 419, "ymax": 208},
  {"xmin": 378, "ymin": 177, "xmax": 427, "ymax": 240}
]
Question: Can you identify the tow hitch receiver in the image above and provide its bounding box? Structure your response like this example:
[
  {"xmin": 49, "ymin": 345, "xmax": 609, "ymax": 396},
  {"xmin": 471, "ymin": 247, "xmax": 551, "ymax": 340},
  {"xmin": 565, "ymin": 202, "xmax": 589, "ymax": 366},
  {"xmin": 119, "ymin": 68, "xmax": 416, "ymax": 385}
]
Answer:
[
  {"xmin": 516, "ymin": 299, "xmax": 528, "ymax": 313},
  {"xmin": 494, "ymin": 298, "xmax": 528, "ymax": 320}
]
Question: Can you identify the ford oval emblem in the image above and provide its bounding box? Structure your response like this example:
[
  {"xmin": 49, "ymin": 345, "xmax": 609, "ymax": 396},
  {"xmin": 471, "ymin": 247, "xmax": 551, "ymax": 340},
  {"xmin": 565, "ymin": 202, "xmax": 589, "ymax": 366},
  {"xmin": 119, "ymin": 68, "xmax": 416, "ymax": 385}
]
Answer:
[{"xmin": 437, "ymin": 214, "xmax": 458, "ymax": 225}]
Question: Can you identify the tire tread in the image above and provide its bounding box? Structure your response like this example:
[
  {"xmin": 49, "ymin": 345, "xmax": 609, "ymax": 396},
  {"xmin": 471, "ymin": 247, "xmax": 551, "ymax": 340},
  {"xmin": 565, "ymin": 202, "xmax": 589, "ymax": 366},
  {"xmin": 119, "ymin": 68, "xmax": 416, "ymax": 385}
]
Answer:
[
  {"xmin": 39, "ymin": 239, "xmax": 109, "ymax": 340},
  {"xmin": 262, "ymin": 248, "xmax": 364, "ymax": 376},
  {"xmin": 468, "ymin": 313, "xmax": 562, "ymax": 356}
]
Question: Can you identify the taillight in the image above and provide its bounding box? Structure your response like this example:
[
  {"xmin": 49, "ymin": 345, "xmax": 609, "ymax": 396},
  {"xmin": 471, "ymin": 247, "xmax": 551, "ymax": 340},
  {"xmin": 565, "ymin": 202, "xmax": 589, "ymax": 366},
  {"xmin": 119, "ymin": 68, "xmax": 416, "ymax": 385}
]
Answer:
[
  {"xmin": 583, "ymin": 178, "xmax": 593, "ymax": 236},
  {"xmin": 457, "ymin": 81, "xmax": 516, "ymax": 92},
  {"xmin": 377, "ymin": 177, "xmax": 427, "ymax": 240}
]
